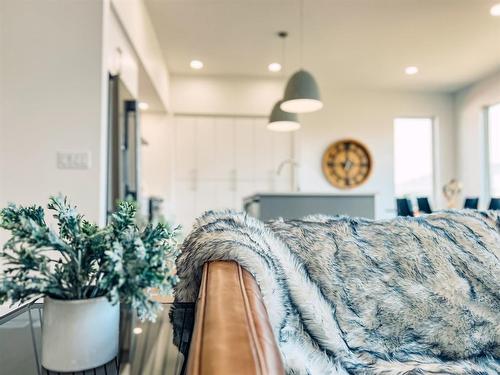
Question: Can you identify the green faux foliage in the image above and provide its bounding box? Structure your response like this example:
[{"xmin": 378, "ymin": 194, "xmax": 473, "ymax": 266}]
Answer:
[{"xmin": 0, "ymin": 196, "xmax": 179, "ymax": 321}]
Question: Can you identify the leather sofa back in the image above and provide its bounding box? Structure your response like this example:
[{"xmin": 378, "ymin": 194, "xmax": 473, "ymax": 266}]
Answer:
[{"xmin": 187, "ymin": 261, "xmax": 284, "ymax": 375}]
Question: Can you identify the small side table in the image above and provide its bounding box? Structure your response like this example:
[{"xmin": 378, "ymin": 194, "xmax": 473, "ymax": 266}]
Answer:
[{"xmin": 0, "ymin": 299, "xmax": 195, "ymax": 375}]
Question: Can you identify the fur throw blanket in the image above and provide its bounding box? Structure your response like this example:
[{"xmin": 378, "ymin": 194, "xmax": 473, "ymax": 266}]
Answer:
[{"xmin": 175, "ymin": 210, "xmax": 500, "ymax": 374}]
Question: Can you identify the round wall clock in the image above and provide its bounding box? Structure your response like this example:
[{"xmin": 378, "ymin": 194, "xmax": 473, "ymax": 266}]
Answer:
[{"xmin": 322, "ymin": 139, "xmax": 372, "ymax": 189}]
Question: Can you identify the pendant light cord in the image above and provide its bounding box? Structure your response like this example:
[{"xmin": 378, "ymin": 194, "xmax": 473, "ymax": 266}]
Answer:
[
  {"xmin": 279, "ymin": 31, "xmax": 288, "ymax": 77},
  {"xmin": 299, "ymin": 0, "xmax": 304, "ymax": 69}
]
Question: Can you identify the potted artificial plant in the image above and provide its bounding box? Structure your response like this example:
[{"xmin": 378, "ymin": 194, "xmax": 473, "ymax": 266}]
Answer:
[{"xmin": 0, "ymin": 197, "xmax": 178, "ymax": 372}]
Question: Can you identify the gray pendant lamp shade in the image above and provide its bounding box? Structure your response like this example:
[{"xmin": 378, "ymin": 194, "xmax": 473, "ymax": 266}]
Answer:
[
  {"xmin": 267, "ymin": 100, "xmax": 300, "ymax": 132},
  {"xmin": 281, "ymin": 69, "xmax": 323, "ymax": 113}
]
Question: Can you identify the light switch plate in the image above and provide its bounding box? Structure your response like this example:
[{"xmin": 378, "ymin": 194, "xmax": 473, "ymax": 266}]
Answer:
[{"xmin": 57, "ymin": 151, "xmax": 91, "ymax": 170}]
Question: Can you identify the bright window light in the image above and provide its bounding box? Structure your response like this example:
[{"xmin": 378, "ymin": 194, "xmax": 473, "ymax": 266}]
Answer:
[
  {"xmin": 190, "ymin": 60, "xmax": 204, "ymax": 70},
  {"xmin": 138, "ymin": 102, "xmax": 149, "ymax": 110},
  {"xmin": 487, "ymin": 104, "xmax": 500, "ymax": 196},
  {"xmin": 394, "ymin": 118, "xmax": 434, "ymax": 200}
]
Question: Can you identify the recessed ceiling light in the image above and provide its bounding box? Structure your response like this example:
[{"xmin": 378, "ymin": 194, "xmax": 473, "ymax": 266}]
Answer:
[
  {"xmin": 268, "ymin": 62, "xmax": 282, "ymax": 72},
  {"xmin": 405, "ymin": 66, "xmax": 419, "ymax": 75},
  {"xmin": 491, "ymin": 4, "xmax": 500, "ymax": 16},
  {"xmin": 133, "ymin": 327, "xmax": 143, "ymax": 335},
  {"xmin": 138, "ymin": 102, "xmax": 149, "ymax": 110},
  {"xmin": 190, "ymin": 60, "xmax": 203, "ymax": 70}
]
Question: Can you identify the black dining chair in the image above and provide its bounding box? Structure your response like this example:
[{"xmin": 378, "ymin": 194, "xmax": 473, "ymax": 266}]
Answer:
[
  {"xmin": 417, "ymin": 197, "xmax": 432, "ymax": 214},
  {"xmin": 488, "ymin": 198, "xmax": 500, "ymax": 210},
  {"xmin": 396, "ymin": 198, "xmax": 414, "ymax": 217},
  {"xmin": 464, "ymin": 197, "xmax": 479, "ymax": 209}
]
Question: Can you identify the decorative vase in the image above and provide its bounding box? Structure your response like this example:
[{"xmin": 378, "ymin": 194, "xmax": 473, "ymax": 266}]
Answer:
[
  {"xmin": 442, "ymin": 179, "xmax": 463, "ymax": 209},
  {"xmin": 41, "ymin": 296, "xmax": 120, "ymax": 372}
]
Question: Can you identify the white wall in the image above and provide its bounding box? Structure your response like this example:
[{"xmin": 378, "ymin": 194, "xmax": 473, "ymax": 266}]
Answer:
[
  {"xmin": 171, "ymin": 76, "xmax": 456, "ymax": 219},
  {"xmin": 454, "ymin": 70, "xmax": 500, "ymax": 208},
  {"xmin": 171, "ymin": 75, "xmax": 284, "ymax": 116},
  {"xmin": 298, "ymin": 87, "xmax": 455, "ymax": 218},
  {"xmin": 0, "ymin": 0, "xmax": 108, "ymax": 234},
  {"xmin": 108, "ymin": 8, "xmax": 139, "ymax": 98},
  {"xmin": 0, "ymin": 0, "xmax": 166, "ymax": 236},
  {"xmin": 111, "ymin": 0, "xmax": 171, "ymax": 112}
]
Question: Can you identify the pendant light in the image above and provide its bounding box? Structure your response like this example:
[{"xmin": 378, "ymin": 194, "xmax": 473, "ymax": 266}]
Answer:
[
  {"xmin": 268, "ymin": 100, "xmax": 300, "ymax": 131},
  {"xmin": 268, "ymin": 31, "xmax": 300, "ymax": 132},
  {"xmin": 281, "ymin": 0, "xmax": 323, "ymax": 113}
]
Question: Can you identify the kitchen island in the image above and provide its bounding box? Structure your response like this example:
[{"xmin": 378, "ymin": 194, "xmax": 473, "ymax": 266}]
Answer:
[{"xmin": 243, "ymin": 193, "xmax": 376, "ymax": 220}]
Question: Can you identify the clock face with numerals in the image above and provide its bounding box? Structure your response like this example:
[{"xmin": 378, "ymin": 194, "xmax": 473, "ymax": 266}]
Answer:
[{"xmin": 322, "ymin": 139, "xmax": 372, "ymax": 189}]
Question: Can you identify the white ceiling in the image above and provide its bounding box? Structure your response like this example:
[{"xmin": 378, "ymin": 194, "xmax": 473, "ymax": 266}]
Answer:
[{"xmin": 145, "ymin": 0, "xmax": 500, "ymax": 92}]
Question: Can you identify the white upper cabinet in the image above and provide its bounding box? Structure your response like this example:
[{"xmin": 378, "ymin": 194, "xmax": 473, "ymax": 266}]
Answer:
[
  {"xmin": 172, "ymin": 115, "xmax": 293, "ymax": 231},
  {"xmin": 213, "ymin": 117, "xmax": 235, "ymax": 180},
  {"xmin": 174, "ymin": 116, "xmax": 197, "ymax": 181},
  {"xmin": 195, "ymin": 117, "xmax": 216, "ymax": 180},
  {"xmin": 234, "ymin": 118, "xmax": 256, "ymax": 181},
  {"xmin": 254, "ymin": 118, "xmax": 275, "ymax": 181}
]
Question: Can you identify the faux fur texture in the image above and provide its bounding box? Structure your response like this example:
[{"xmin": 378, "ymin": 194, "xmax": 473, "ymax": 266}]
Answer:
[{"xmin": 175, "ymin": 210, "xmax": 500, "ymax": 374}]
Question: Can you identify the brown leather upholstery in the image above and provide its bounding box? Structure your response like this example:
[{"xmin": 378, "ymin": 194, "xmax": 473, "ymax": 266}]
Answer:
[{"xmin": 186, "ymin": 261, "xmax": 285, "ymax": 375}]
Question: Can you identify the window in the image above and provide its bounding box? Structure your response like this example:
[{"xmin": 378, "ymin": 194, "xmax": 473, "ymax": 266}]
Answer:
[
  {"xmin": 487, "ymin": 104, "xmax": 500, "ymax": 197},
  {"xmin": 393, "ymin": 118, "xmax": 434, "ymax": 199}
]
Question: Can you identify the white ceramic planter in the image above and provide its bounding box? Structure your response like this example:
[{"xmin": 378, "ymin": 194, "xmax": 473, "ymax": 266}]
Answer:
[{"xmin": 42, "ymin": 296, "xmax": 119, "ymax": 372}]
